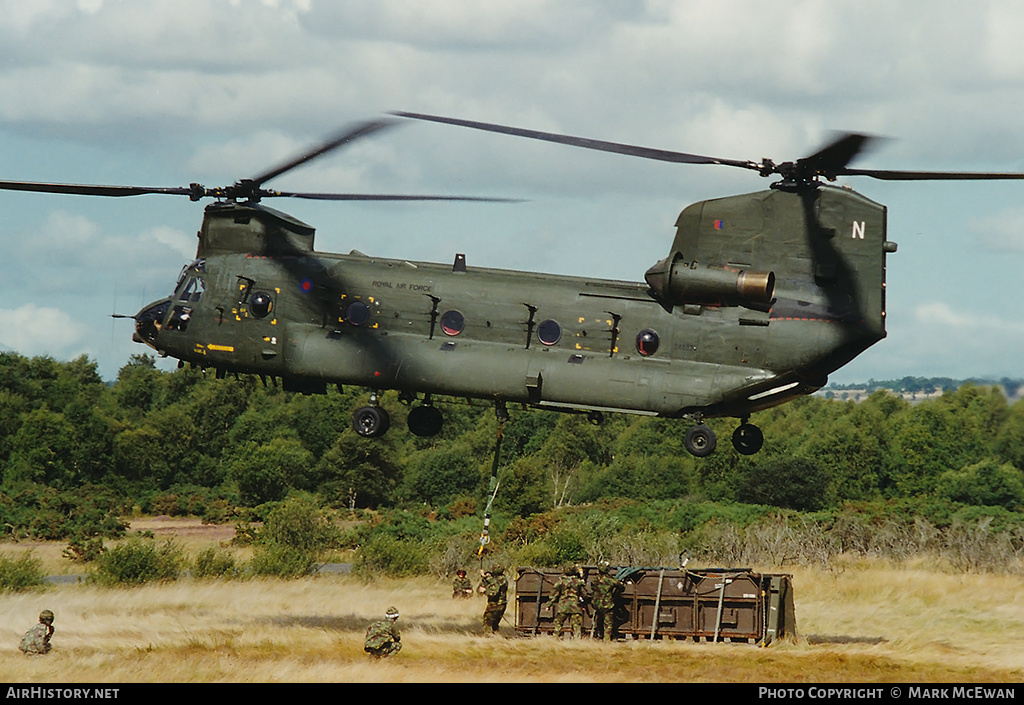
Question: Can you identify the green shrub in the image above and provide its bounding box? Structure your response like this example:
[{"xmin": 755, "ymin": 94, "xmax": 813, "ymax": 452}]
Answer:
[
  {"xmin": 0, "ymin": 552, "xmax": 48, "ymax": 592},
  {"xmin": 91, "ymin": 537, "xmax": 186, "ymax": 586},
  {"xmin": 62, "ymin": 536, "xmax": 106, "ymax": 563},
  {"xmin": 940, "ymin": 460, "xmax": 1024, "ymax": 510},
  {"xmin": 246, "ymin": 496, "xmax": 337, "ymax": 578},
  {"xmin": 192, "ymin": 546, "xmax": 240, "ymax": 580},
  {"xmin": 355, "ymin": 534, "xmax": 430, "ymax": 577},
  {"xmin": 249, "ymin": 543, "xmax": 319, "ymax": 578}
]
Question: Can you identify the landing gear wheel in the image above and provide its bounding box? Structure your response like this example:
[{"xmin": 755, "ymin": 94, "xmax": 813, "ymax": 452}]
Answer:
[
  {"xmin": 731, "ymin": 423, "xmax": 764, "ymax": 455},
  {"xmin": 352, "ymin": 405, "xmax": 391, "ymax": 438},
  {"xmin": 684, "ymin": 424, "xmax": 717, "ymax": 457},
  {"xmin": 407, "ymin": 405, "xmax": 444, "ymax": 437}
]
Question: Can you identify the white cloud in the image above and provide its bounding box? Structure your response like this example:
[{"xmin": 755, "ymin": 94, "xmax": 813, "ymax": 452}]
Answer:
[
  {"xmin": 147, "ymin": 225, "xmax": 196, "ymax": 261},
  {"xmin": 0, "ymin": 304, "xmax": 88, "ymax": 357}
]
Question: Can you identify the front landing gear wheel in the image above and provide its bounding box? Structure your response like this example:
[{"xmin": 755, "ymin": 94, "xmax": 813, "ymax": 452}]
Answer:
[
  {"xmin": 352, "ymin": 405, "xmax": 391, "ymax": 438},
  {"xmin": 731, "ymin": 423, "xmax": 764, "ymax": 455},
  {"xmin": 684, "ymin": 424, "xmax": 717, "ymax": 457}
]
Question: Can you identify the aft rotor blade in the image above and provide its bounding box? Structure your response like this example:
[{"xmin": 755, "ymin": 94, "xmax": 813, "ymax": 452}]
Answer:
[
  {"xmin": 838, "ymin": 168, "xmax": 1024, "ymax": 181},
  {"xmin": 0, "ymin": 180, "xmax": 193, "ymax": 197},
  {"xmin": 249, "ymin": 118, "xmax": 401, "ymax": 187},
  {"xmin": 392, "ymin": 111, "xmax": 759, "ymax": 171},
  {"xmin": 796, "ymin": 133, "xmax": 876, "ymax": 177}
]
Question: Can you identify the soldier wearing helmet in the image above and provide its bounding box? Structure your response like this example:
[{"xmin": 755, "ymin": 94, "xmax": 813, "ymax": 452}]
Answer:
[
  {"xmin": 589, "ymin": 562, "xmax": 623, "ymax": 641},
  {"xmin": 479, "ymin": 563, "xmax": 508, "ymax": 636},
  {"xmin": 551, "ymin": 565, "xmax": 588, "ymax": 639},
  {"xmin": 452, "ymin": 568, "xmax": 473, "ymax": 599},
  {"xmin": 364, "ymin": 606, "xmax": 402, "ymax": 658},
  {"xmin": 19, "ymin": 610, "xmax": 54, "ymax": 655}
]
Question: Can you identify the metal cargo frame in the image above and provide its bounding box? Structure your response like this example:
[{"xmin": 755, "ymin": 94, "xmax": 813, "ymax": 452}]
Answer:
[{"xmin": 514, "ymin": 565, "xmax": 795, "ymax": 645}]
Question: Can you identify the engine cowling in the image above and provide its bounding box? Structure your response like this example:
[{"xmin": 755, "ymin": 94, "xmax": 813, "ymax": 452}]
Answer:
[{"xmin": 645, "ymin": 256, "xmax": 774, "ymax": 307}]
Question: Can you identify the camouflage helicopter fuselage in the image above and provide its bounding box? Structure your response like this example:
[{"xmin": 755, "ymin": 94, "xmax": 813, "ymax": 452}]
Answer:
[{"xmin": 135, "ymin": 182, "xmax": 895, "ymax": 454}]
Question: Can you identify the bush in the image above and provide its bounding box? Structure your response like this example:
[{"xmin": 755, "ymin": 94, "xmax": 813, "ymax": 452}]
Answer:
[
  {"xmin": 355, "ymin": 534, "xmax": 430, "ymax": 577},
  {"xmin": 249, "ymin": 543, "xmax": 319, "ymax": 578},
  {"xmin": 0, "ymin": 552, "xmax": 48, "ymax": 592},
  {"xmin": 62, "ymin": 536, "xmax": 106, "ymax": 563},
  {"xmin": 192, "ymin": 546, "xmax": 240, "ymax": 580},
  {"xmin": 91, "ymin": 537, "xmax": 186, "ymax": 586},
  {"xmin": 940, "ymin": 460, "xmax": 1024, "ymax": 510},
  {"xmin": 737, "ymin": 457, "xmax": 830, "ymax": 511},
  {"xmin": 247, "ymin": 496, "xmax": 337, "ymax": 578}
]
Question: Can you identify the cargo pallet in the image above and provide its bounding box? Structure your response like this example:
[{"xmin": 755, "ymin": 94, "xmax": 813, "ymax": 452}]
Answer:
[{"xmin": 514, "ymin": 565, "xmax": 796, "ymax": 645}]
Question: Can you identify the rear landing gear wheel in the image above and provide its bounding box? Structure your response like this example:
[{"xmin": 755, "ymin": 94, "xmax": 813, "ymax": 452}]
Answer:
[
  {"xmin": 731, "ymin": 423, "xmax": 764, "ymax": 455},
  {"xmin": 684, "ymin": 424, "xmax": 717, "ymax": 457},
  {"xmin": 407, "ymin": 405, "xmax": 444, "ymax": 437},
  {"xmin": 352, "ymin": 405, "xmax": 391, "ymax": 438}
]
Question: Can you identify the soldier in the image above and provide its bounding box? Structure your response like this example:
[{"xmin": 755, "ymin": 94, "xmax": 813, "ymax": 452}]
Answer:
[
  {"xmin": 452, "ymin": 569, "xmax": 473, "ymax": 599},
  {"xmin": 363, "ymin": 606, "xmax": 401, "ymax": 658},
  {"xmin": 19, "ymin": 610, "xmax": 54, "ymax": 655},
  {"xmin": 590, "ymin": 561, "xmax": 623, "ymax": 641},
  {"xmin": 551, "ymin": 564, "xmax": 588, "ymax": 639},
  {"xmin": 479, "ymin": 563, "xmax": 508, "ymax": 636}
]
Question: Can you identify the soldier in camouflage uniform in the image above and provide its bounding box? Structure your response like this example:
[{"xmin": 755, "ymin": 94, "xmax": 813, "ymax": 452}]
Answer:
[
  {"xmin": 479, "ymin": 563, "xmax": 508, "ymax": 636},
  {"xmin": 452, "ymin": 569, "xmax": 473, "ymax": 598},
  {"xmin": 363, "ymin": 606, "xmax": 401, "ymax": 658},
  {"xmin": 589, "ymin": 562, "xmax": 623, "ymax": 641},
  {"xmin": 19, "ymin": 610, "xmax": 54, "ymax": 655},
  {"xmin": 551, "ymin": 565, "xmax": 588, "ymax": 639}
]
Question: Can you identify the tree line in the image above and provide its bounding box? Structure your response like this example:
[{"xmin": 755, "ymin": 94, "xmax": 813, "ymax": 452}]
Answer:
[{"xmin": 2, "ymin": 351, "xmax": 1023, "ymax": 547}]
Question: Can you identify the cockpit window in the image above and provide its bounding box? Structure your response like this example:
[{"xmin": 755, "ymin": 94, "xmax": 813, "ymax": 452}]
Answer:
[
  {"xmin": 177, "ymin": 276, "xmax": 205, "ymax": 302},
  {"xmin": 174, "ymin": 259, "xmax": 207, "ymax": 297}
]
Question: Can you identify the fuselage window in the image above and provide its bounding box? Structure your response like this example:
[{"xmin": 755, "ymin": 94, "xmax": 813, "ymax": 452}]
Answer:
[
  {"xmin": 250, "ymin": 292, "xmax": 274, "ymax": 318},
  {"xmin": 441, "ymin": 310, "xmax": 465, "ymax": 336},
  {"xmin": 345, "ymin": 300, "xmax": 371, "ymax": 326},
  {"xmin": 636, "ymin": 329, "xmax": 660, "ymax": 356},
  {"xmin": 537, "ymin": 319, "xmax": 561, "ymax": 346}
]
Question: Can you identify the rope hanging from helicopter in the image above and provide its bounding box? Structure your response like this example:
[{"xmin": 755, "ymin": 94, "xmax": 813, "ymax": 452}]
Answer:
[{"xmin": 477, "ymin": 403, "xmax": 508, "ymax": 559}]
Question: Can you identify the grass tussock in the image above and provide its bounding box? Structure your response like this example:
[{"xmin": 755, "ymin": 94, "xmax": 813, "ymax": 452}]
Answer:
[{"xmin": 0, "ymin": 559, "xmax": 1022, "ymax": 683}]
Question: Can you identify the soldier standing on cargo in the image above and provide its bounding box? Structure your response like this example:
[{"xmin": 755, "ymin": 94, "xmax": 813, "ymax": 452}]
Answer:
[
  {"xmin": 452, "ymin": 569, "xmax": 473, "ymax": 598},
  {"xmin": 479, "ymin": 563, "xmax": 508, "ymax": 636},
  {"xmin": 364, "ymin": 606, "xmax": 402, "ymax": 658},
  {"xmin": 19, "ymin": 610, "xmax": 54, "ymax": 655},
  {"xmin": 551, "ymin": 564, "xmax": 588, "ymax": 639},
  {"xmin": 590, "ymin": 562, "xmax": 623, "ymax": 642}
]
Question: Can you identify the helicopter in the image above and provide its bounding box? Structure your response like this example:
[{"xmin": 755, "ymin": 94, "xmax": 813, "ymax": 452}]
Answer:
[{"xmin": 4, "ymin": 115, "xmax": 1024, "ymax": 457}]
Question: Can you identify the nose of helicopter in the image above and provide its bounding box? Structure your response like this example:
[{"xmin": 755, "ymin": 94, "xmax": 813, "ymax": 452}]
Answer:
[{"xmin": 133, "ymin": 298, "xmax": 172, "ymax": 347}]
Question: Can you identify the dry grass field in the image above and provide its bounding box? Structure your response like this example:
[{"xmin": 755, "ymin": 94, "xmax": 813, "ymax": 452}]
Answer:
[{"xmin": 1, "ymin": 518, "xmax": 1023, "ymax": 684}]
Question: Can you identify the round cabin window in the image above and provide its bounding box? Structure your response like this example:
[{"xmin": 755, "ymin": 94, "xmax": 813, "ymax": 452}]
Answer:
[
  {"xmin": 345, "ymin": 300, "xmax": 371, "ymax": 326},
  {"xmin": 636, "ymin": 329, "xmax": 660, "ymax": 356},
  {"xmin": 537, "ymin": 319, "xmax": 561, "ymax": 346},
  {"xmin": 441, "ymin": 310, "xmax": 465, "ymax": 336},
  {"xmin": 250, "ymin": 292, "xmax": 273, "ymax": 318}
]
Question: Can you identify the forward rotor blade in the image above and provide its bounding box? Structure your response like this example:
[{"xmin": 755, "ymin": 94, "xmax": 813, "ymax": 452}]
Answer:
[
  {"xmin": 392, "ymin": 111, "xmax": 759, "ymax": 171},
  {"xmin": 249, "ymin": 118, "xmax": 401, "ymax": 187},
  {"xmin": 265, "ymin": 190, "xmax": 521, "ymax": 202},
  {"xmin": 0, "ymin": 180, "xmax": 193, "ymax": 198}
]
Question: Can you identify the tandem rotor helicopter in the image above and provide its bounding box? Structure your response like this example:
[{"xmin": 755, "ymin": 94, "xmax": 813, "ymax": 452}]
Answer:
[{"xmin": 4, "ymin": 112, "xmax": 1024, "ymax": 456}]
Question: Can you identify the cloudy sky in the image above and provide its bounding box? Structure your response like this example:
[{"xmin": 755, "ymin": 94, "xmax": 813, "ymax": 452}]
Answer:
[{"xmin": 2, "ymin": 0, "xmax": 1024, "ymax": 385}]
